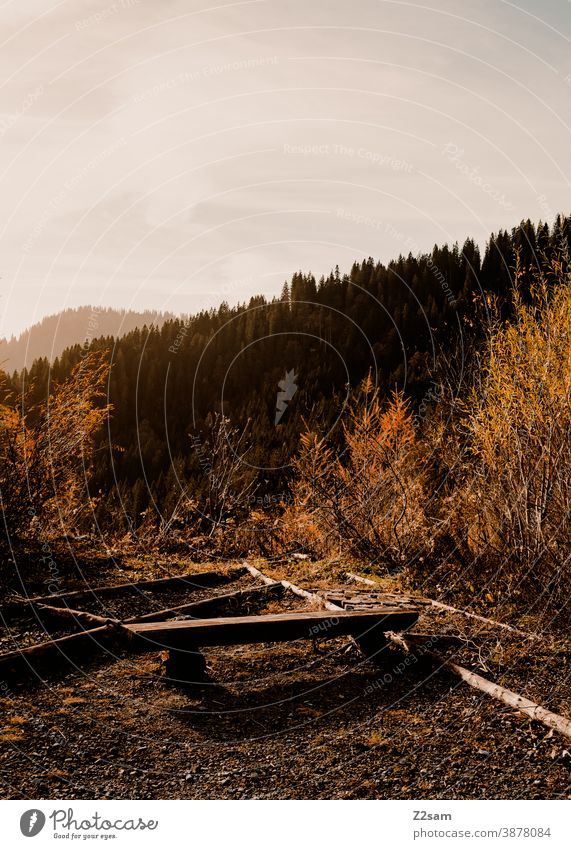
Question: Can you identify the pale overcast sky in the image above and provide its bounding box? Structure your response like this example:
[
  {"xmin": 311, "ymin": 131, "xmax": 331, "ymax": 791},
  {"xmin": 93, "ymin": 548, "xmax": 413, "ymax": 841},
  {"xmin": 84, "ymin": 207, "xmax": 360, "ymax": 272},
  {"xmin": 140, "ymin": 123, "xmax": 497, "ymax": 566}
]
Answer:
[{"xmin": 0, "ymin": 0, "xmax": 569, "ymax": 337}]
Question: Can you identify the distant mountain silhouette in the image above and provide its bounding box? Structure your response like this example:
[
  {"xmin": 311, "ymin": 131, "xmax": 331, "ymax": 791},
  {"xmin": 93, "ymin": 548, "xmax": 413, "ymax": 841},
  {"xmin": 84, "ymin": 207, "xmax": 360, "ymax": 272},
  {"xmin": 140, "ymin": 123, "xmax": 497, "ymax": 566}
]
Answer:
[{"xmin": 0, "ymin": 306, "xmax": 176, "ymax": 372}]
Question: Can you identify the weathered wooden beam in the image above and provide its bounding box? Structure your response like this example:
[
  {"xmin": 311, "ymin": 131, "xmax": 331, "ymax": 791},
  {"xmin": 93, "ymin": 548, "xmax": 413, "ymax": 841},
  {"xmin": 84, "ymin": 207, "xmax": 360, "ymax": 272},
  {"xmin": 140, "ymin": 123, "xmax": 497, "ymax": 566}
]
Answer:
[
  {"xmin": 124, "ymin": 607, "xmax": 419, "ymax": 650},
  {"xmin": 33, "ymin": 603, "xmax": 109, "ymax": 628},
  {"xmin": 245, "ymin": 564, "xmax": 402, "ymax": 663},
  {"xmin": 19, "ymin": 567, "xmax": 246, "ymax": 608},
  {"xmin": 0, "ymin": 581, "xmax": 284, "ymax": 663}
]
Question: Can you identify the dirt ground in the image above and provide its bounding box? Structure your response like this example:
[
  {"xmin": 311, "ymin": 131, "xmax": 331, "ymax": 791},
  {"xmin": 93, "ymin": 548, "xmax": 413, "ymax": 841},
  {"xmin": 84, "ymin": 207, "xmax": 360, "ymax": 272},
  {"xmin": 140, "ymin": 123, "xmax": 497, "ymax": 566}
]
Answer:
[{"xmin": 1, "ymin": 557, "xmax": 570, "ymax": 800}]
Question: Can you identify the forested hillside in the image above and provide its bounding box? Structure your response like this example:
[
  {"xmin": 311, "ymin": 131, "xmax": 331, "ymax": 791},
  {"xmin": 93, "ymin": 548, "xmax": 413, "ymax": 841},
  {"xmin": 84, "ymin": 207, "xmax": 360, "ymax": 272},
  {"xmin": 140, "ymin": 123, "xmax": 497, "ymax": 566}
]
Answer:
[{"xmin": 4, "ymin": 215, "xmax": 568, "ymax": 538}]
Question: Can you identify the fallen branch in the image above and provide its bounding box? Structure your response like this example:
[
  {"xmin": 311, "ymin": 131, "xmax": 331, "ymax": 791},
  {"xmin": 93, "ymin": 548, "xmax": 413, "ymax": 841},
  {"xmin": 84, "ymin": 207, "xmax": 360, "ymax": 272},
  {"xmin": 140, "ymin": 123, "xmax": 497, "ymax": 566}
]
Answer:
[
  {"xmin": 244, "ymin": 562, "xmax": 341, "ymax": 613},
  {"xmin": 279, "ymin": 580, "xmax": 342, "ymax": 613},
  {"xmin": 395, "ymin": 633, "xmax": 571, "ymax": 742},
  {"xmin": 345, "ymin": 571, "xmax": 377, "ymax": 586},
  {"xmin": 243, "ymin": 562, "xmax": 279, "ymax": 586},
  {"xmin": 425, "ymin": 598, "xmax": 538, "ymax": 641}
]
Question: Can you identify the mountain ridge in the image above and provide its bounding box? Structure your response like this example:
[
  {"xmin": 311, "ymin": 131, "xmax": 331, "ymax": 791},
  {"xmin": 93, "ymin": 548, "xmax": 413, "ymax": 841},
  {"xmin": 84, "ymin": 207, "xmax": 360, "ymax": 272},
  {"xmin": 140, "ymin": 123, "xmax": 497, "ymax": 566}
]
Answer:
[{"xmin": 0, "ymin": 305, "xmax": 177, "ymax": 372}]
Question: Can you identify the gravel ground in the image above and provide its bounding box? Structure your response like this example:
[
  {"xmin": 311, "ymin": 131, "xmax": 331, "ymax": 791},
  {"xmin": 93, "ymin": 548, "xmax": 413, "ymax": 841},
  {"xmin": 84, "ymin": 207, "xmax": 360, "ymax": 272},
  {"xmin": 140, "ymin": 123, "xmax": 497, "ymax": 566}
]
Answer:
[{"xmin": 1, "ymin": 561, "xmax": 570, "ymax": 800}]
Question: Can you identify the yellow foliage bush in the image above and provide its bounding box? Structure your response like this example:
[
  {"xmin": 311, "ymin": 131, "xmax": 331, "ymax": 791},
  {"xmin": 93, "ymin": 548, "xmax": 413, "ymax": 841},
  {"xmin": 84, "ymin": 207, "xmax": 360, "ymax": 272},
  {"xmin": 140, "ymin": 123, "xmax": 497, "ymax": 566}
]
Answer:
[
  {"xmin": 283, "ymin": 376, "xmax": 428, "ymax": 566},
  {"xmin": 0, "ymin": 351, "xmax": 111, "ymax": 544},
  {"xmin": 462, "ymin": 261, "xmax": 571, "ymax": 598}
]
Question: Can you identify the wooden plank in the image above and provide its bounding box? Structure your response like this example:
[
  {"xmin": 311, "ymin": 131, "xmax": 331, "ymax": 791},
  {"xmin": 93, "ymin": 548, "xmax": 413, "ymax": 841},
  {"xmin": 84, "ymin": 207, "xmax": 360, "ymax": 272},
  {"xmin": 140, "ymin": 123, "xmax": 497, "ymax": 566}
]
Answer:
[
  {"xmin": 19, "ymin": 567, "xmax": 246, "ymax": 608},
  {"xmin": 243, "ymin": 564, "xmax": 414, "ymax": 665},
  {"xmin": 124, "ymin": 607, "xmax": 419, "ymax": 649}
]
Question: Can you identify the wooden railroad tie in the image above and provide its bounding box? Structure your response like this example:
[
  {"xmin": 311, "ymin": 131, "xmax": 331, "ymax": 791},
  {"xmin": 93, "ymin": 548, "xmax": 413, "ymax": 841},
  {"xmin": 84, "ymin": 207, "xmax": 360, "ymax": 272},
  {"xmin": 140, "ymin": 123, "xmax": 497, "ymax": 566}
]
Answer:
[
  {"xmin": 123, "ymin": 606, "xmax": 419, "ymax": 681},
  {"xmin": 15, "ymin": 566, "xmax": 246, "ymax": 610}
]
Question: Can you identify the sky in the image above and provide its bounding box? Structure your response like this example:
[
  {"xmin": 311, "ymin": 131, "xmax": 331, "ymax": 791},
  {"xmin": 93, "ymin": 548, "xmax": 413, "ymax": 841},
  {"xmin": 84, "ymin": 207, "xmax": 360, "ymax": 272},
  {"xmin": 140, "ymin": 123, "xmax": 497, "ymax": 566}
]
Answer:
[{"xmin": 0, "ymin": 0, "xmax": 569, "ymax": 338}]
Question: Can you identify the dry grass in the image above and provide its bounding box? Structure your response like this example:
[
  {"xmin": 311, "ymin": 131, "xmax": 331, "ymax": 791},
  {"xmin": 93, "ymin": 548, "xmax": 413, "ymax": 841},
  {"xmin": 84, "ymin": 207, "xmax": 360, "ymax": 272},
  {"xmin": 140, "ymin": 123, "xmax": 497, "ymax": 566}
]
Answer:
[
  {"xmin": 0, "ymin": 729, "xmax": 25, "ymax": 742},
  {"xmin": 6, "ymin": 716, "xmax": 28, "ymax": 726},
  {"xmin": 365, "ymin": 730, "xmax": 389, "ymax": 748}
]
